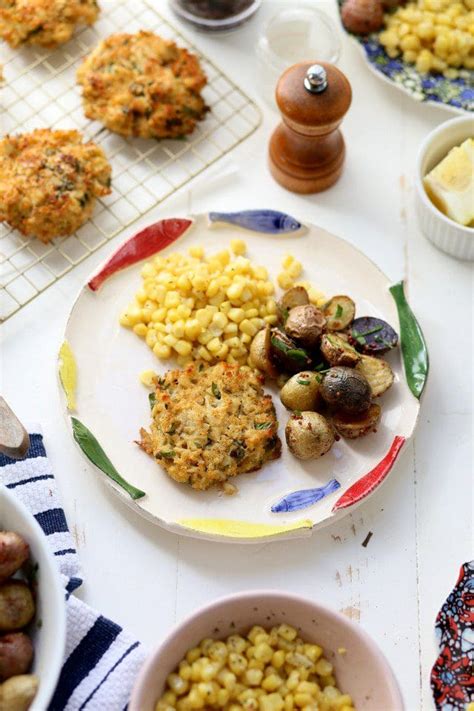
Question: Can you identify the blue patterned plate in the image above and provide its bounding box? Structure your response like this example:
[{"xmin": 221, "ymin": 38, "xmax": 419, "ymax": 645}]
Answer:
[{"xmin": 337, "ymin": 3, "xmax": 474, "ymax": 114}]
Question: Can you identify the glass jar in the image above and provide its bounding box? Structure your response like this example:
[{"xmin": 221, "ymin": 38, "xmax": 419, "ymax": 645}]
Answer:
[
  {"xmin": 170, "ymin": 0, "xmax": 262, "ymax": 31},
  {"xmin": 257, "ymin": 5, "xmax": 342, "ymax": 109}
]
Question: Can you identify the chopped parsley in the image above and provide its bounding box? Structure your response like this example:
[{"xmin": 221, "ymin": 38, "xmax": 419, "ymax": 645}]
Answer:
[
  {"xmin": 255, "ymin": 422, "xmax": 272, "ymax": 430},
  {"xmin": 159, "ymin": 450, "xmax": 176, "ymax": 459},
  {"xmin": 335, "ymin": 304, "xmax": 343, "ymax": 319},
  {"xmin": 353, "ymin": 325, "xmax": 384, "ymax": 339},
  {"xmin": 148, "ymin": 392, "xmax": 156, "ymax": 409},
  {"xmin": 211, "ymin": 382, "xmax": 221, "ymax": 399},
  {"xmin": 296, "ymin": 378, "xmax": 311, "ymax": 386}
]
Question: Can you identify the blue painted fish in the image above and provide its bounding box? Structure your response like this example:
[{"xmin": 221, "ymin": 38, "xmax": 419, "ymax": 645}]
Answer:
[
  {"xmin": 209, "ymin": 210, "xmax": 301, "ymax": 234},
  {"xmin": 271, "ymin": 479, "xmax": 341, "ymax": 513}
]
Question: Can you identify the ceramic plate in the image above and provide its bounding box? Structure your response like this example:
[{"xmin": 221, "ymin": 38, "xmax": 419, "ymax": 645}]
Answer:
[
  {"xmin": 337, "ymin": 4, "xmax": 474, "ymax": 114},
  {"xmin": 59, "ymin": 211, "xmax": 428, "ymax": 543}
]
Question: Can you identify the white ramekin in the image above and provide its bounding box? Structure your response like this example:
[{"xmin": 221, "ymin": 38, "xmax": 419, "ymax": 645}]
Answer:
[{"xmin": 415, "ymin": 115, "xmax": 474, "ymax": 261}]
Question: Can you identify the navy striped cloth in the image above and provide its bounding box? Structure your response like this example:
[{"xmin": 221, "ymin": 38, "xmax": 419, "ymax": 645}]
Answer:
[{"xmin": 0, "ymin": 432, "xmax": 147, "ymax": 710}]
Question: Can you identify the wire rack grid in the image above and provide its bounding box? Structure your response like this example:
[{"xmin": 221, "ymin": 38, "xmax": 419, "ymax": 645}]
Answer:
[{"xmin": 0, "ymin": 0, "xmax": 261, "ymax": 322}]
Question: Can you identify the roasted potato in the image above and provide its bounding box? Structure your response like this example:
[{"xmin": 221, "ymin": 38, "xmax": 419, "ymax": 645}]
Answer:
[
  {"xmin": 350, "ymin": 317, "xmax": 398, "ymax": 354},
  {"xmin": 0, "ymin": 633, "xmax": 33, "ymax": 682},
  {"xmin": 285, "ymin": 412, "xmax": 335, "ymax": 460},
  {"xmin": 0, "ymin": 674, "xmax": 38, "ymax": 711},
  {"xmin": 320, "ymin": 367, "xmax": 372, "ymax": 415},
  {"xmin": 0, "ymin": 534, "xmax": 29, "ymax": 584},
  {"xmin": 331, "ymin": 403, "xmax": 381, "ymax": 439},
  {"xmin": 355, "ymin": 354, "xmax": 394, "ymax": 397},
  {"xmin": 0, "ymin": 583, "xmax": 35, "ymax": 632},
  {"xmin": 249, "ymin": 326, "xmax": 279, "ymax": 378},
  {"xmin": 323, "ymin": 295, "xmax": 355, "ymax": 331},
  {"xmin": 280, "ymin": 371, "xmax": 321, "ymax": 412},
  {"xmin": 270, "ymin": 329, "xmax": 312, "ymax": 374},
  {"xmin": 285, "ymin": 305, "xmax": 326, "ymax": 349},
  {"xmin": 278, "ymin": 286, "xmax": 309, "ymax": 319},
  {"xmin": 320, "ymin": 333, "xmax": 360, "ymax": 367}
]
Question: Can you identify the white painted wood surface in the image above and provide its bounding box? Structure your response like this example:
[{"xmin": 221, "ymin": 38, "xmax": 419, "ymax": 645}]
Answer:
[{"xmin": 1, "ymin": 2, "xmax": 472, "ymax": 709}]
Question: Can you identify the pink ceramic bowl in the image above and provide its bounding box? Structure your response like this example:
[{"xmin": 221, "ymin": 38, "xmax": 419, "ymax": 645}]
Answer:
[{"xmin": 130, "ymin": 590, "xmax": 404, "ymax": 711}]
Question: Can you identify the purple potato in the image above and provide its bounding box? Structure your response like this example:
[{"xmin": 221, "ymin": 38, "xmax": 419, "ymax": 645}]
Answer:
[
  {"xmin": 320, "ymin": 367, "xmax": 372, "ymax": 415},
  {"xmin": 350, "ymin": 317, "xmax": 398, "ymax": 354}
]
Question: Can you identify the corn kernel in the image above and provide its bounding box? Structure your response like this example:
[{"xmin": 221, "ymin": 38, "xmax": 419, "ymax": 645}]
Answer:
[
  {"xmin": 140, "ymin": 369, "xmax": 156, "ymax": 387},
  {"xmin": 174, "ymin": 340, "xmax": 192, "ymax": 356},
  {"xmin": 146, "ymin": 330, "xmax": 158, "ymax": 348},
  {"xmin": 133, "ymin": 323, "xmax": 147, "ymax": 337},
  {"xmin": 228, "ymin": 308, "xmax": 246, "ymax": 323},
  {"xmin": 287, "ymin": 261, "xmax": 302, "ymax": 279},
  {"xmin": 189, "ymin": 245, "xmax": 204, "ymax": 258},
  {"xmin": 197, "ymin": 346, "xmax": 212, "ymax": 362},
  {"xmin": 227, "ymin": 282, "xmax": 244, "ymax": 301},
  {"xmin": 207, "ymin": 337, "xmax": 223, "ymax": 354},
  {"xmin": 239, "ymin": 319, "xmax": 258, "ymax": 337},
  {"xmin": 282, "ymin": 254, "xmax": 294, "ymax": 269},
  {"xmin": 184, "ymin": 319, "xmax": 202, "ymax": 340},
  {"xmin": 172, "ymin": 320, "xmax": 186, "ymax": 338},
  {"xmin": 163, "ymin": 334, "xmax": 178, "ymax": 347},
  {"xmin": 277, "ymin": 272, "xmax": 294, "ymax": 290},
  {"xmin": 230, "ymin": 239, "xmax": 247, "ymax": 255},
  {"xmin": 153, "ymin": 343, "xmax": 172, "ymax": 359},
  {"xmin": 213, "ymin": 311, "xmax": 228, "ymax": 329},
  {"xmin": 224, "ymin": 323, "xmax": 239, "ymax": 334},
  {"xmin": 196, "ymin": 309, "xmax": 213, "ymax": 328}
]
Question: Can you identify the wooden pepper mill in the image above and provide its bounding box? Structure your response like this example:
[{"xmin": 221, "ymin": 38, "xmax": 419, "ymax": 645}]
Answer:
[{"xmin": 269, "ymin": 62, "xmax": 352, "ymax": 194}]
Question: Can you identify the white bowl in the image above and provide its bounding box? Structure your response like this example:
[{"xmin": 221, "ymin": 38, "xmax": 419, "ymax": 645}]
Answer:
[
  {"xmin": 0, "ymin": 485, "xmax": 66, "ymax": 710},
  {"xmin": 415, "ymin": 116, "xmax": 474, "ymax": 261},
  {"xmin": 130, "ymin": 590, "xmax": 404, "ymax": 711}
]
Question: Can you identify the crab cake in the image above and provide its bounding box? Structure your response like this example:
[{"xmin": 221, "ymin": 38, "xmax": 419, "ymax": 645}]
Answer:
[
  {"xmin": 0, "ymin": 0, "xmax": 99, "ymax": 49},
  {"xmin": 0, "ymin": 129, "xmax": 111, "ymax": 243},
  {"xmin": 140, "ymin": 362, "xmax": 281, "ymax": 491},
  {"xmin": 76, "ymin": 31, "xmax": 208, "ymax": 140}
]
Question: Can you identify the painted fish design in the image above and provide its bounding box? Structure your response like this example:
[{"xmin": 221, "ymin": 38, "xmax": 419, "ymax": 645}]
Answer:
[
  {"xmin": 209, "ymin": 210, "xmax": 301, "ymax": 234},
  {"xmin": 271, "ymin": 479, "xmax": 341, "ymax": 514}
]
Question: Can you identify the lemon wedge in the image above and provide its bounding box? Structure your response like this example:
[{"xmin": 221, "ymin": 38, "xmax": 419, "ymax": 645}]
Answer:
[{"xmin": 424, "ymin": 138, "xmax": 474, "ymax": 227}]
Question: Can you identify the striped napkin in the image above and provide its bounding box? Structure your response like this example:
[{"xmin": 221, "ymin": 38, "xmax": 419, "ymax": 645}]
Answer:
[{"xmin": 0, "ymin": 431, "xmax": 147, "ymax": 710}]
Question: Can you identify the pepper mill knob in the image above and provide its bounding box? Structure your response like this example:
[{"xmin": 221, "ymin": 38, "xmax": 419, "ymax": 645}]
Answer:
[{"xmin": 269, "ymin": 61, "xmax": 352, "ymax": 194}]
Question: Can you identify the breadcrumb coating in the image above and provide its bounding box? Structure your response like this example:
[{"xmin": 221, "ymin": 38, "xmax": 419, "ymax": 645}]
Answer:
[
  {"xmin": 0, "ymin": 0, "xmax": 99, "ymax": 48},
  {"xmin": 140, "ymin": 362, "xmax": 281, "ymax": 491},
  {"xmin": 76, "ymin": 30, "xmax": 208, "ymax": 139},
  {"xmin": 0, "ymin": 129, "xmax": 111, "ymax": 243}
]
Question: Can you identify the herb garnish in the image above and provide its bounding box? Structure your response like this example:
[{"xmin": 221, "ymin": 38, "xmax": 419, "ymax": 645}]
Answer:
[
  {"xmin": 211, "ymin": 382, "xmax": 221, "ymax": 399},
  {"xmin": 353, "ymin": 325, "xmax": 384, "ymax": 339},
  {"xmin": 160, "ymin": 450, "xmax": 176, "ymax": 459},
  {"xmin": 148, "ymin": 392, "xmax": 156, "ymax": 409},
  {"xmin": 255, "ymin": 422, "xmax": 272, "ymax": 430},
  {"xmin": 335, "ymin": 304, "xmax": 343, "ymax": 319},
  {"xmin": 296, "ymin": 378, "xmax": 310, "ymax": 386}
]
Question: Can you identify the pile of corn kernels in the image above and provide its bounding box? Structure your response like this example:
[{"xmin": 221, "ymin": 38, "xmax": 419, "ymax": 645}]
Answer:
[
  {"xmin": 119, "ymin": 240, "xmax": 325, "ymax": 370},
  {"xmin": 379, "ymin": 0, "xmax": 474, "ymax": 77},
  {"xmin": 155, "ymin": 624, "xmax": 355, "ymax": 711}
]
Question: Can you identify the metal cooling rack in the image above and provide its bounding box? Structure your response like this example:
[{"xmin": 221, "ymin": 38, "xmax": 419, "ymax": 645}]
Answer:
[{"xmin": 0, "ymin": 0, "xmax": 261, "ymax": 321}]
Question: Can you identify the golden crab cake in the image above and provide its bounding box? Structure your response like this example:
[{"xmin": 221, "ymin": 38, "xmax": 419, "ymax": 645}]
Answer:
[
  {"xmin": 140, "ymin": 362, "xmax": 281, "ymax": 491},
  {"xmin": 76, "ymin": 31, "xmax": 208, "ymax": 140},
  {"xmin": 0, "ymin": 129, "xmax": 111, "ymax": 243},
  {"xmin": 0, "ymin": 0, "xmax": 99, "ymax": 49}
]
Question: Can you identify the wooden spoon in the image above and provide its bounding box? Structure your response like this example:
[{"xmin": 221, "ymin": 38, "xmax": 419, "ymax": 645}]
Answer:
[{"xmin": 0, "ymin": 397, "xmax": 30, "ymax": 459}]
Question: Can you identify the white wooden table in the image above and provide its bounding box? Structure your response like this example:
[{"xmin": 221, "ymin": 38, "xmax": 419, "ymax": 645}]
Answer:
[{"xmin": 1, "ymin": 2, "xmax": 472, "ymax": 709}]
